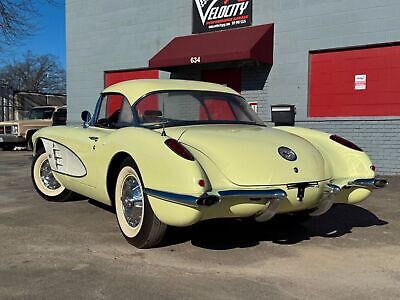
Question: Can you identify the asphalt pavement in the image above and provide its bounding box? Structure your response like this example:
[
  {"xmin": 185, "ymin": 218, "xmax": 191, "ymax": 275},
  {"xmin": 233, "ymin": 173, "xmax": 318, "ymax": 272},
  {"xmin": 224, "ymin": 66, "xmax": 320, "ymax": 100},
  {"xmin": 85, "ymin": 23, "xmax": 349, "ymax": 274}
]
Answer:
[{"xmin": 0, "ymin": 151, "xmax": 399, "ymax": 299}]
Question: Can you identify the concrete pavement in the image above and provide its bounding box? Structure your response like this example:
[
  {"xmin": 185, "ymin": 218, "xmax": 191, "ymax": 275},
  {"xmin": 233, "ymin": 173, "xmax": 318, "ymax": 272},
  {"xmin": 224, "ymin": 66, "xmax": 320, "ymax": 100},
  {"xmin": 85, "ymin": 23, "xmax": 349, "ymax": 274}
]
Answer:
[{"xmin": 0, "ymin": 151, "xmax": 399, "ymax": 299}]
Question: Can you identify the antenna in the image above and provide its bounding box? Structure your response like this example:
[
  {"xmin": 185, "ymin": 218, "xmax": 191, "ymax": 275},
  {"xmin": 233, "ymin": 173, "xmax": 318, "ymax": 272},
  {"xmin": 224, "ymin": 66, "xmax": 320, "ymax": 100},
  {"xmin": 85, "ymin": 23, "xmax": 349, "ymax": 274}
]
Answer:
[{"xmin": 161, "ymin": 98, "xmax": 166, "ymax": 136}]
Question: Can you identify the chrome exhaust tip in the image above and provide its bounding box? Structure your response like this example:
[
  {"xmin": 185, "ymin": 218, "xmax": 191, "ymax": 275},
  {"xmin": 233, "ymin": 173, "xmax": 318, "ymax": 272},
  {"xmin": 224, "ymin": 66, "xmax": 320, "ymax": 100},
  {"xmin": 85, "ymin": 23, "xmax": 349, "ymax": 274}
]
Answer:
[
  {"xmin": 347, "ymin": 178, "xmax": 388, "ymax": 189},
  {"xmin": 374, "ymin": 179, "xmax": 388, "ymax": 188}
]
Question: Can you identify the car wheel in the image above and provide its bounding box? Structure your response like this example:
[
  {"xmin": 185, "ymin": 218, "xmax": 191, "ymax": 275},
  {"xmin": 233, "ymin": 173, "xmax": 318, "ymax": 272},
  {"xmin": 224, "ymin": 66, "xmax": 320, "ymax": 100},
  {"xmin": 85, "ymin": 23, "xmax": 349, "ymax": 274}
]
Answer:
[
  {"xmin": 115, "ymin": 157, "xmax": 167, "ymax": 249},
  {"xmin": 31, "ymin": 148, "xmax": 75, "ymax": 202}
]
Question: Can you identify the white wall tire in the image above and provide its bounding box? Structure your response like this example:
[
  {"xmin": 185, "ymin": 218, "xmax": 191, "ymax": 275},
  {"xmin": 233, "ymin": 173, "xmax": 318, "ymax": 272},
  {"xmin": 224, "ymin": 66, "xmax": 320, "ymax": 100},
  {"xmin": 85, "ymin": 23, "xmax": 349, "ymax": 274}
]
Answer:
[
  {"xmin": 31, "ymin": 148, "xmax": 75, "ymax": 202},
  {"xmin": 115, "ymin": 166, "xmax": 144, "ymax": 238},
  {"xmin": 115, "ymin": 157, "xmax": 167, "ymax": 248}
]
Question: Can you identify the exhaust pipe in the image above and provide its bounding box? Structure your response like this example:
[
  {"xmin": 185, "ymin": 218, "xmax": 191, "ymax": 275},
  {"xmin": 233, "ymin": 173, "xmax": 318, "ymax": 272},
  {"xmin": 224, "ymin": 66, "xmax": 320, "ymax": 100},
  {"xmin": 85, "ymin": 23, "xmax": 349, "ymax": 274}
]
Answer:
[
  {"xmin": 347, "ymin": 178, "xmax": 388, "ymax": 189},
  {"xmin": 374, "ymin": 179, "xmax": 388, "ymax": 188}
]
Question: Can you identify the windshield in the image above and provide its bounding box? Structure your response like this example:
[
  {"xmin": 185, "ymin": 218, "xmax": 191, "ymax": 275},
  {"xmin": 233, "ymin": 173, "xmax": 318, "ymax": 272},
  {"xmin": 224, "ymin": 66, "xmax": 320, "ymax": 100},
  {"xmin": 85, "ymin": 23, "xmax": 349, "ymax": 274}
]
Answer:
[
  {"xmin": 134, "ymin": 91, "xmax": 265, "ymax": 128},
  {"xmin": 28, "ymin": 107, "xmax": 55, "ymax": 120}
]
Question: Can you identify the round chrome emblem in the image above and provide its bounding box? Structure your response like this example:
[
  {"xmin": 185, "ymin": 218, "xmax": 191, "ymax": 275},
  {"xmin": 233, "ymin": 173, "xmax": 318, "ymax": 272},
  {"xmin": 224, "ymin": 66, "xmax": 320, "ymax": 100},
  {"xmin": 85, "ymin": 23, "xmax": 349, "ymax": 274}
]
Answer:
[{"xmin": 278, "ymin": 147, "xmax": 297, "ymax": 161}]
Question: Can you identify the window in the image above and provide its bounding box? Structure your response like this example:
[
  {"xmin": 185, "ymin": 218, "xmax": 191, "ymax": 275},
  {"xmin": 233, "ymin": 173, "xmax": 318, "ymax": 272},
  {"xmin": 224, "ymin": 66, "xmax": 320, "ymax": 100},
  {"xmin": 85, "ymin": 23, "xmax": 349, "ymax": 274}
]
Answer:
[
  {"xmin": 134, "ymin": 91, "xmax": 264, "ymax": 128},
  {"xmin": 28, "ymin": 107, "xmax": 55, "ymax": 120},
  {"xmin": 200, "ymin": 98, "xmax": 235, "ymax": 120},
  {"xmin": 95, "ymin": 94, "xmax": 134, "ymax": 128}
]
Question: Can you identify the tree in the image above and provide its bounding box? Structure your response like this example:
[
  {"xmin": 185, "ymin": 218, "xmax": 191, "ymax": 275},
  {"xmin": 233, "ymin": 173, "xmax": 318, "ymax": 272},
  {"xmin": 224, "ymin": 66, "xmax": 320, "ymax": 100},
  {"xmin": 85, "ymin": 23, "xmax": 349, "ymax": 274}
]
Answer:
[
  {"xmin": 0, "ymin": 51, "xmax": 66, "ymax": 94},
  {"xmin": 0, "ymin": 0, "xmax": 58, "ymax": 47}
]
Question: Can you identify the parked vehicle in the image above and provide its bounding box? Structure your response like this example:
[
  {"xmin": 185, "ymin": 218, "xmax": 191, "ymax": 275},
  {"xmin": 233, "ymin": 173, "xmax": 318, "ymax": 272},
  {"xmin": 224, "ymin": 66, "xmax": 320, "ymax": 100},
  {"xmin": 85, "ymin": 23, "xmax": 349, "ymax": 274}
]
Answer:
[
  {"xmin": 0, "ymin": 106, "xmax": 66, "ymax": 151},
  {"xmin": 30, "ymin": 79, "xmax": 387, "ymax": 248}
]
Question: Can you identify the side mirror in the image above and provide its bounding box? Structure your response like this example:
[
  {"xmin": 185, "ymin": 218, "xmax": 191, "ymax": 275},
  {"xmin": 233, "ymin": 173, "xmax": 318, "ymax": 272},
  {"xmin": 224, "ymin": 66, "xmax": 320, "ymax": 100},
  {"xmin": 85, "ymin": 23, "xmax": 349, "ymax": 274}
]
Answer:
[{"xmin": 81, "ymin": 111, "xmax": 92, "ymax": 128}]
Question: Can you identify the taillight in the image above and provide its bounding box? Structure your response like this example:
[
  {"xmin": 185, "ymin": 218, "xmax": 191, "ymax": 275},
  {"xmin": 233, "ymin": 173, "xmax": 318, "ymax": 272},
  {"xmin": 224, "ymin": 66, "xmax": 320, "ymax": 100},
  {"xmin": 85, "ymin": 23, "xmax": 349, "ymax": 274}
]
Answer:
[
  {"xmin": 330, "ymin": 135, "xmax": 363, "ymax": 151},
  {"xmin": 164, "ymin": 138, "xmax": 195, "ymax": 161}
]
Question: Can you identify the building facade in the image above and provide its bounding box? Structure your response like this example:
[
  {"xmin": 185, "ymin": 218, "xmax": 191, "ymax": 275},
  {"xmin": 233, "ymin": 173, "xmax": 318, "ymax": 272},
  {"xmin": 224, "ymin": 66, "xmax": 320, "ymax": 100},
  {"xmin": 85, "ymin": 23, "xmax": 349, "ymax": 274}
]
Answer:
[{"xmin": 66, "ymin": 0, "xmax": 400, "ymax": 174}]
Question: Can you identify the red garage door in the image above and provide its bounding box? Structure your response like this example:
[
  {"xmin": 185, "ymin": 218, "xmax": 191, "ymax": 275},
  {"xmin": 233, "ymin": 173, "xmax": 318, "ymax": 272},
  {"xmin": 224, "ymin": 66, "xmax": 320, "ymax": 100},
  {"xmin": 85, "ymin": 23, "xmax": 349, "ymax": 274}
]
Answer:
[
  {"xmin": 104, "ymin": 69, "xmax": 159, "ymax": 88},
  {"xmin": 309, "ymin": 45, "xmax": 400, "ymax": 117}
]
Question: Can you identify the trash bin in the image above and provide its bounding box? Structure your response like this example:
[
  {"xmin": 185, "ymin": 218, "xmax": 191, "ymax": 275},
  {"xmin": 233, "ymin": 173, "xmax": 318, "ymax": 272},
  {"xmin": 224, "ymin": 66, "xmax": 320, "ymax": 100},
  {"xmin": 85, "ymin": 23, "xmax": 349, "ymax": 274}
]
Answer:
[{"xmin": 271, "ymin": 105, "xmax": 296, "ymax": 126}]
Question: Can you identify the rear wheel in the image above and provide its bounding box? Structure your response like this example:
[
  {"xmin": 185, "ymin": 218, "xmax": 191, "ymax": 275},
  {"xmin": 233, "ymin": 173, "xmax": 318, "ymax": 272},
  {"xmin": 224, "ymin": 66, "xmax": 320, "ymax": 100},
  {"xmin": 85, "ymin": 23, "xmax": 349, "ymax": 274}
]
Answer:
[
  {"xmin": 31, "ymin": 148, "xmax": 75, "ymax": 202},
  {"xmin": 115, "ymin": 157, "xmax": 167, "ymax": 248}
]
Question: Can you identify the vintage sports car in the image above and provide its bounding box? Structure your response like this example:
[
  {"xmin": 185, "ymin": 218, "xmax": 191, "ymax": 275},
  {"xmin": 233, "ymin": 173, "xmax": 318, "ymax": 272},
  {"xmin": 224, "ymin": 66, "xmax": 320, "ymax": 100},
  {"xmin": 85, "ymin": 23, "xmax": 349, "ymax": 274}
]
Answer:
[{"xmin": 31, "ymin": 79, "xmax": 387, "ymax": 248}]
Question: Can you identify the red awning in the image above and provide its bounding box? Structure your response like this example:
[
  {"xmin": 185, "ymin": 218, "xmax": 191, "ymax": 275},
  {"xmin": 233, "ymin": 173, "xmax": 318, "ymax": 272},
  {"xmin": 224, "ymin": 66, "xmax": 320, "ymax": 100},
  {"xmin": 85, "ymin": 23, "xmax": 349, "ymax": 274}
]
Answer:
[{"xmin": 149, "ymin": 24, "xmax": 274, "ymax": 70}]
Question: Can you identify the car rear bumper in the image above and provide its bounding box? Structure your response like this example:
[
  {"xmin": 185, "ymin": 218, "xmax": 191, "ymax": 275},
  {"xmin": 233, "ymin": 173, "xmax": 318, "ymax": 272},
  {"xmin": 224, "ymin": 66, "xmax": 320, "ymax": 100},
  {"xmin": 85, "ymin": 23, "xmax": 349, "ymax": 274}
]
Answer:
[
  {"xmin": 145, "ymin": 177, "xmax": 387, "ymax": 226},
  {"xmin": 144, "ymin": 188, "xmax": 288, "ymax": 208}
]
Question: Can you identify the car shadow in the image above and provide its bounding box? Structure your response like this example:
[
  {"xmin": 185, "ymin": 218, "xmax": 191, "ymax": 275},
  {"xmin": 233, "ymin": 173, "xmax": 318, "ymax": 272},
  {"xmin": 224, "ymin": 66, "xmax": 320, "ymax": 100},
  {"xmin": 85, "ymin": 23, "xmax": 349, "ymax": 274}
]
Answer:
[
  {"xmin": 160, "ymin": 204, "xmax": 388, "ymax": 250},
  {"xmin": 88, "ymin": 199, "xmax": 116, "ymax": 213}
]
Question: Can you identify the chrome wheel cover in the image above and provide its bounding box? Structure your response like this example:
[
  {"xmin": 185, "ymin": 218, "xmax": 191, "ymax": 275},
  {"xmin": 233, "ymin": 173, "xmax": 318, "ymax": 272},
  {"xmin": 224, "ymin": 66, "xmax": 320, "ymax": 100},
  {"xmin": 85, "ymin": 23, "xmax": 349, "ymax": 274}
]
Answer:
[
  {"xmin": 121, "ymin": 175, "xmax": 143, "ymax": 229},
  {"xmin": 40, "ymin": 159, "xmax": 61, "ymax": 190}
]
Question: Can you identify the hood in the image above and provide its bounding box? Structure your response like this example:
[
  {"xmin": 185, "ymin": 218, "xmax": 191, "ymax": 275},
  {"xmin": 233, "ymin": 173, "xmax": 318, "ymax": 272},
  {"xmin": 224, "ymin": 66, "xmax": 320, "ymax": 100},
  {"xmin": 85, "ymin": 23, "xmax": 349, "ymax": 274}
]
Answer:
[{"xmin": 173, "ymin": 125, "xmax": 327, "ymax": 186}]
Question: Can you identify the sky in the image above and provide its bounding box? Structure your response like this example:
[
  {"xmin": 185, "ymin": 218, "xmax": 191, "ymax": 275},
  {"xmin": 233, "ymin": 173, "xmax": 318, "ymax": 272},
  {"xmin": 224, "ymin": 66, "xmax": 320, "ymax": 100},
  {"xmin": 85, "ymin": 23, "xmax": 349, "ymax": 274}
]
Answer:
[{"xmin": 10, "ymin": 0, "xmax": 66, "ymax": 68}]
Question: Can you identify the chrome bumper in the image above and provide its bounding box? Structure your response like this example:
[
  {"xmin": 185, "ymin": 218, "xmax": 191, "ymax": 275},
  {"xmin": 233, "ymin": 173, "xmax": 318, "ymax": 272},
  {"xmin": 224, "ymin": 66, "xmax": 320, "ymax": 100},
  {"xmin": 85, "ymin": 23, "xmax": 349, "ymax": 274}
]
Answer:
[
  {"xmin": 309, "ymin": 183, "xmax": 341, "ymax": 216},
  {"xmin": 346, "ymin": 178, "xmax": 388, "ymax": 189},
  {"xmin": 144, "ymin": 188, "xmax": 287, "ymax": 208},
  {"xmin": 145, "ymin": 177, "xmax": 387, "ymax": 220}
]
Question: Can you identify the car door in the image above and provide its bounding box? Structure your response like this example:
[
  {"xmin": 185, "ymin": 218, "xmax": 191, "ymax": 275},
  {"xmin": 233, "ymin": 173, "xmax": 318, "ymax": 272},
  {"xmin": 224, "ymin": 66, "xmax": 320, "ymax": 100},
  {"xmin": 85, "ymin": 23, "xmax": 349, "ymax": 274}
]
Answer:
[{"xmin": 62, "ymin": 93, "xmax": 132, "ymax": 191}]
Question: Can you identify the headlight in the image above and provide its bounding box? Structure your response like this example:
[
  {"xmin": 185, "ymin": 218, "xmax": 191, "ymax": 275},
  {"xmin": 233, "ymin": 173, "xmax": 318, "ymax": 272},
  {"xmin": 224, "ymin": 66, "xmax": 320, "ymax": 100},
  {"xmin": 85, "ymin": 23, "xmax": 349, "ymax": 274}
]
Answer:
[{"xmin": 10, "ymin": 125, "xmax": 18, "ymax": 135}]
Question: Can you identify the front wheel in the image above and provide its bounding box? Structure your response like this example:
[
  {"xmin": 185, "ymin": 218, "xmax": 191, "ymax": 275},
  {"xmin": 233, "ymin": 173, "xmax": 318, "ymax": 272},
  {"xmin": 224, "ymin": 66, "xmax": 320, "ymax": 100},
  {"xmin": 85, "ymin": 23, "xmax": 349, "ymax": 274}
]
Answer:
[
  {"xmin": 115, "ymin": 157, "xmax": 167, "ymax": 249},
  {"xmin": 31, "ymin": 148, "xmax": 75, "ymax": 202}
]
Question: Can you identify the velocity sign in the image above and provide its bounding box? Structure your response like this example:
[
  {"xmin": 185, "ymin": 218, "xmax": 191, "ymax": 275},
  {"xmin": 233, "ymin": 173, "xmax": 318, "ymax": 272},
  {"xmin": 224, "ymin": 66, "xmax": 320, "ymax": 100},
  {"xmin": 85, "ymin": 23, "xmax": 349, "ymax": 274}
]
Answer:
[{"xmin": 193, "ymin": 0, "xmax": 252, "ymax": 33}]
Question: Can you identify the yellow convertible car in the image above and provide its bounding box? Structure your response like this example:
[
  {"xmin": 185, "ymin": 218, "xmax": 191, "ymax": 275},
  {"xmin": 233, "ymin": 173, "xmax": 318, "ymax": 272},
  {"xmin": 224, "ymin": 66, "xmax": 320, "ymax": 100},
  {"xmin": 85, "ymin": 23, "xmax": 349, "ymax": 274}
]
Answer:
[{"xmin": 31, "ymin": 79, "xmax": 387, "ymax": 248}]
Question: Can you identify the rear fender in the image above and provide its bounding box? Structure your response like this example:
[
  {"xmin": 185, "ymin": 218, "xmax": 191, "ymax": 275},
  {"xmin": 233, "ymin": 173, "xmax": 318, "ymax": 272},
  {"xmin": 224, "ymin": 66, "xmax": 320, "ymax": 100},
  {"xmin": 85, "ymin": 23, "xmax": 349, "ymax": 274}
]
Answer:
[
  {"xmin": 275, "ymin": 126, "xmax": 375, "ymax": 185},
  {"xmin": 99, "ymin": 128, "xmax": 209, "ymax": 199}
]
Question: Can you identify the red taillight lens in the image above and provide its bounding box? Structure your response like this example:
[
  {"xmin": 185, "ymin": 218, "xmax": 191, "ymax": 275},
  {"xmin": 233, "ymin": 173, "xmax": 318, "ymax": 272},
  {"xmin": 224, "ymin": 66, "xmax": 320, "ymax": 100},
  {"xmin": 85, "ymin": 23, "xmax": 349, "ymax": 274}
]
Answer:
[
  {"xmin": 330, "ymin": 135, "xmax": 363, "ymax": 151},
  {"xmin": 165, "ymin": 138, "xmax": 195, "ymax": 161},
  {"xmin": 371, "ymin": 165, "xmax": 376, "ymax": 172}
]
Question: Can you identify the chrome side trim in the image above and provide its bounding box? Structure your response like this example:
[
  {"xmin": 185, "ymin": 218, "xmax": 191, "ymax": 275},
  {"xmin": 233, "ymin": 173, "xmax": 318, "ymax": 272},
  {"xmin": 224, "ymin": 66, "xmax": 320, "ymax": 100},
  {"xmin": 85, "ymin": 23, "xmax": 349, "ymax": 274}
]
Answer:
[
  {"xmin": 218, "ymin": 189, "xmax": 287, "ymax": 199},
  {"xmin": 347, "ymin": 178, "xmax": 388, "ymax": 189}
]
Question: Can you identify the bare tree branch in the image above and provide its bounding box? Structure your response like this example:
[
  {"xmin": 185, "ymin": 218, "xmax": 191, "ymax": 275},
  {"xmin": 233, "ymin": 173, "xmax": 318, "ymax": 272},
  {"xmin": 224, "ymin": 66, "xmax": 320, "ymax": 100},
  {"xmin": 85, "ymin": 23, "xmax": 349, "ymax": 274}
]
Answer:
[
  {"xmin": 0, "ymin": 51, "xmax": 66, "ymax": 94},
  {"xmin": 0, "ymin": 0, "xmax": 61, "ymax": 48}
]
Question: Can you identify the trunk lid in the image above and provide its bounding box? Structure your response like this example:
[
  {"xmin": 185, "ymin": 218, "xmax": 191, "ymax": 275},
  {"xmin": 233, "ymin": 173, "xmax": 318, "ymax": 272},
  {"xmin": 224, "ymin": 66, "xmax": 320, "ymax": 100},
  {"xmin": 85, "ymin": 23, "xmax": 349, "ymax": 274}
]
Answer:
[{"xmin": 173, "ymin": 125, "xmax": 327, "ymax": 186}]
